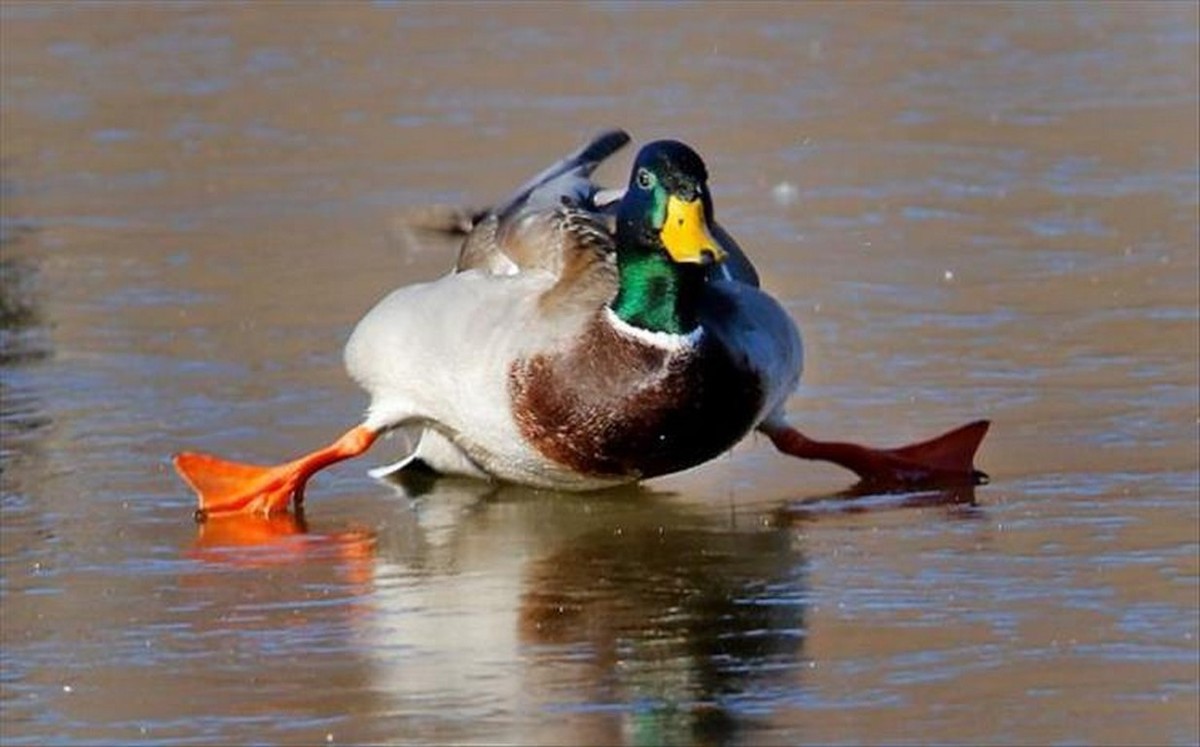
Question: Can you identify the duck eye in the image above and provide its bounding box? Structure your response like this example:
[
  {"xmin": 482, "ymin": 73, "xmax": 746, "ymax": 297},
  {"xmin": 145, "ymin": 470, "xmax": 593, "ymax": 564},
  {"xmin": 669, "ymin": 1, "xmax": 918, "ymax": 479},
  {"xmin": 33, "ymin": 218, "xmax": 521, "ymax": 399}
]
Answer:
[{"xmin": 635, "ymin": 168, "xmax": 655, "ymax": 190}]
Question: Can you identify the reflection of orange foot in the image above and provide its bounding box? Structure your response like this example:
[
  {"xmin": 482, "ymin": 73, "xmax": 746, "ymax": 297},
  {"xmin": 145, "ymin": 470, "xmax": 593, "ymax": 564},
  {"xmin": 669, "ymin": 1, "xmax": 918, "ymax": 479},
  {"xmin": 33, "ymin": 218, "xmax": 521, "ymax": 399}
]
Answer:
[
  {"xmin": 190, "ymin": 512, "xmax": 377, "ymax": 581},
  {"xmin": 774, "ymin": 484, "xmax": 979, "ymax": 524},
  {"xmin": 194, "ymin": 512, "xmax": 308, "ymax": 548}
]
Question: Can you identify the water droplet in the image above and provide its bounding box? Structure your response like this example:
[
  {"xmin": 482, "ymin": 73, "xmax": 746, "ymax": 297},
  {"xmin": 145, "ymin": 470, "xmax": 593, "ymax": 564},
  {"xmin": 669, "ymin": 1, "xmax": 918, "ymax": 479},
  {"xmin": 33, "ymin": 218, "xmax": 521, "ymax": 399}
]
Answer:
[{"xmin": 771, "ymin": 181, "xmax": 799, "ymax": 206}]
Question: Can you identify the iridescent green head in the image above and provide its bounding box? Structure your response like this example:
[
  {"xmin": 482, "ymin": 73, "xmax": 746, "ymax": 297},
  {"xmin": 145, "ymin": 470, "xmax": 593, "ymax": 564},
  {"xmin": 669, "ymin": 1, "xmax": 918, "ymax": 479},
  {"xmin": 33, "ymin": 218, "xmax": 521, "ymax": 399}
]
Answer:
[
  {"xmin": 610, "ymin": 141, "xmax": 727, "ymax": 335},
  {"xmin": 615, "ymin": 140, "xmax": 726, "ymax": 265}
]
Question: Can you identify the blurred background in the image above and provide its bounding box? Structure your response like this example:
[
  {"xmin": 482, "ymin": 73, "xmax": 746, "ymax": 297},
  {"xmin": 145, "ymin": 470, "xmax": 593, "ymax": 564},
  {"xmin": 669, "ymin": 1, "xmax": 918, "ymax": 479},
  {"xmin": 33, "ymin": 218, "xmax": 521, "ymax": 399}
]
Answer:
[{"xmin": 2, "ymin": 2, "xmax": 1197, "ymax": 745}]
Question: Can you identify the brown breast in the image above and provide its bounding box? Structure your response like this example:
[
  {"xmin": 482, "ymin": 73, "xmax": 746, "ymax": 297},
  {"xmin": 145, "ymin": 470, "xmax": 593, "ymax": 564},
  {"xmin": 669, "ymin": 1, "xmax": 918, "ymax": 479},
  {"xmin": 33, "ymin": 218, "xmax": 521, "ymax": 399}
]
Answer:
[{"xmin": 508, "ymin": 313, "xmax": 764, "ymax": 480}]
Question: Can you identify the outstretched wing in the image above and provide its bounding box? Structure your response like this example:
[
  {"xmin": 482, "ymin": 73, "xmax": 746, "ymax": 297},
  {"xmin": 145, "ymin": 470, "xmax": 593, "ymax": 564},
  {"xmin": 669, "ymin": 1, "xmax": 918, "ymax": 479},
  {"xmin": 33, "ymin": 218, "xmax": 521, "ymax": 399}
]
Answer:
[{"xmin": 456, "ymin": 129, "xmax": 630, "ymax": 275}]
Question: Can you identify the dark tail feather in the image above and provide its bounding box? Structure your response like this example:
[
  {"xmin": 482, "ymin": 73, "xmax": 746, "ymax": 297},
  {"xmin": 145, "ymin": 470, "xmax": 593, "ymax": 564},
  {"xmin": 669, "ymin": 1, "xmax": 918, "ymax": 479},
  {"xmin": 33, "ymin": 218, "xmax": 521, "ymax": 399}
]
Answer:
[{"xmin": 571, "ymin": 129, "xmax": 634, "ymax": 171}]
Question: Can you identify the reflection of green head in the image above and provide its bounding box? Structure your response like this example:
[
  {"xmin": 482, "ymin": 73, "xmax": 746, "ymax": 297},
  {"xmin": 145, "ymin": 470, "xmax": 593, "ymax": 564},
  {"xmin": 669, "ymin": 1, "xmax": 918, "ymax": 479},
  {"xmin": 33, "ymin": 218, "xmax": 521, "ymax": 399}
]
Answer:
[
  {"xmin": 610, "ymin": 141, "xmax": 727, "ymax": 335},
  {"xmin": 521, "ymin": 522, "xmax": 807, "ymax": 746}
]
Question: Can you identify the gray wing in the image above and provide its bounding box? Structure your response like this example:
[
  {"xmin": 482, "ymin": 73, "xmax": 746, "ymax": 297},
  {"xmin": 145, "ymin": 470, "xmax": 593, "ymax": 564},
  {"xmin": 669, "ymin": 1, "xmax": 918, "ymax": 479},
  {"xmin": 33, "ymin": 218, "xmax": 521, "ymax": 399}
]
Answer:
[
  {"xmin": 457, "ymin": 129, "xmax": 631, "ymax": 274},
  {"xmin": 494, "ymin": 128, "xmax": 631, "ymax": 222},
  {"xmin": 699, "ymin": 279, "xmax": 802, "ymax": 424}
]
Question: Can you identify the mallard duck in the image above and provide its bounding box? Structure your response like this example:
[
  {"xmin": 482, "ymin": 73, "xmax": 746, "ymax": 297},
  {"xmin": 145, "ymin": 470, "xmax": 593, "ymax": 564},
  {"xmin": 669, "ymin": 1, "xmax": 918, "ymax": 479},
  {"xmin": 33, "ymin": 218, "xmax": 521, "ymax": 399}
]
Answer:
[{"xmin": 175, "ymin": 130, "xmax": 989, "ymax": 518}]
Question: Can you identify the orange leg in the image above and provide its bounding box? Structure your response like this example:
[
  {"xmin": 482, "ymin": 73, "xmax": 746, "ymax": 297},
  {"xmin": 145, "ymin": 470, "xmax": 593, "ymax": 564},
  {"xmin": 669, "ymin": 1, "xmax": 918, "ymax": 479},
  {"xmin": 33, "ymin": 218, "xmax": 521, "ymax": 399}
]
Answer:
[
  {"xmin": 762, "ymin": 419, "xmax": 990, "ymax": 490},
  {"xmin": 174, "ymin": 425, "xmax": 378, "ymax": 519}
]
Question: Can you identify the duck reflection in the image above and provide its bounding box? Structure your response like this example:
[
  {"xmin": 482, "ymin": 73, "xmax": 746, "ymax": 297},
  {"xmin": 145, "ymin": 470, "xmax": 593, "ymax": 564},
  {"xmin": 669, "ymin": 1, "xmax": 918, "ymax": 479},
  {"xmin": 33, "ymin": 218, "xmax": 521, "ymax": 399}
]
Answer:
[
  {"xmin": 519, "ymin": 522, "xmax": 807, "ymax": 745},
  {"xmin": 369, "ymin": 472, "xmax": 809, "ymax": 746},
  {"xmin": 183, "ymin": 472, "xmax": 980, "ymax": 743}
]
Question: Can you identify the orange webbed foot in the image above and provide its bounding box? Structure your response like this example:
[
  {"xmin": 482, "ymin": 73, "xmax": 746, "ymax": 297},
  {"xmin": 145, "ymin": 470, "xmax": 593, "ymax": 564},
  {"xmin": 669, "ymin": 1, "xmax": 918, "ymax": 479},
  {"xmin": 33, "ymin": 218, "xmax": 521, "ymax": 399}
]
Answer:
[
  {"xmin": 174, "ymin": 425, "xmax": 378, "ymax": 519},
  {"xmin": 763, "ymin": 419, "xmax": 990, "ymax": 490}
]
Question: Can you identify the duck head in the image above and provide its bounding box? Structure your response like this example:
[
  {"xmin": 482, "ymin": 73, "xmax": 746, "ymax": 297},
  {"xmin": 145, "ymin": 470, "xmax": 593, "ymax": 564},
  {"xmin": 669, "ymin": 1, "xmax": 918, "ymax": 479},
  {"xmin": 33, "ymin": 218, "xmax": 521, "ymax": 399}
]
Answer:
[
  {"xmin": 616, "ymin": 140, "xmax": 727, "ymax": 265},
  {"xmin": 610, "ymin": 141, "xmax": 727, "ymax": 335}
]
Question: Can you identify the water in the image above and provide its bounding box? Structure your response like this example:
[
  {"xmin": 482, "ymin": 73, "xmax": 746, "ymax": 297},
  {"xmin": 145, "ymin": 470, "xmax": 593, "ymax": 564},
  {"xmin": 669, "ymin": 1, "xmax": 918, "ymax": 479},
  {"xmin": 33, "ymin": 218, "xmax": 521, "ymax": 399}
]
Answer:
[{"xmin": 2, "ymin": 2, "xmax": 1197, "ymax": 745}]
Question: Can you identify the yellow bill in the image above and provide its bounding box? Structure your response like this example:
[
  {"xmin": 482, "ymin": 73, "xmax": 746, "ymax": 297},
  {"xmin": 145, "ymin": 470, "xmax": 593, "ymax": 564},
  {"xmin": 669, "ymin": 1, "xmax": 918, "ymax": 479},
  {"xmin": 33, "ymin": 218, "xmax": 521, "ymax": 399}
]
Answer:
[{"xmin": 659, "ymin": 195, "xmax": 726, "ymax": 264}]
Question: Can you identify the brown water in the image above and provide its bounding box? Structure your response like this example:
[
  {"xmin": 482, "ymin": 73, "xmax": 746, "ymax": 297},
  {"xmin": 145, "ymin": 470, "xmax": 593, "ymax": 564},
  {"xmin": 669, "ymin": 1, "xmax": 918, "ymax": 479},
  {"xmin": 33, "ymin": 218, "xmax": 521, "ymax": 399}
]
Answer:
[{"xmin": 2, "ymin": 2, "xmax": 1197, "ymax": 745}]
